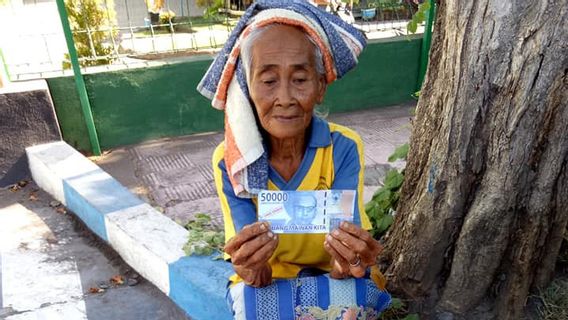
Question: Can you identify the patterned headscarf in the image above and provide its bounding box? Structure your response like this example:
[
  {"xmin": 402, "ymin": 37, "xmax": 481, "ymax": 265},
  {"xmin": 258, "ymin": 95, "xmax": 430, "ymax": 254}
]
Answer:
[{"xmin": 198, "ymin": 0, "xmax": 366, "ymax": 198}]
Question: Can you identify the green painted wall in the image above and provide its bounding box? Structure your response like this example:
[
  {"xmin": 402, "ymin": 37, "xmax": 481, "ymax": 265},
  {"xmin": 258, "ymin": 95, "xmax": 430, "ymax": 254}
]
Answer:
[
  {"xmin": 47, "ymin": 36, "xmax": 421, "ymax": 153},
  {"xmin": 326, "ymin": 36, "xmax": 421, "ymax": 113}
]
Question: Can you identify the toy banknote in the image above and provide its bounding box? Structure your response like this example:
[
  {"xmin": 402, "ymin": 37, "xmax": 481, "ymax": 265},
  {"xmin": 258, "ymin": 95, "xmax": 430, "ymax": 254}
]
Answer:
[{"xmin": 258, "ymin": 190, "xmax": 356, "ymax": 234}]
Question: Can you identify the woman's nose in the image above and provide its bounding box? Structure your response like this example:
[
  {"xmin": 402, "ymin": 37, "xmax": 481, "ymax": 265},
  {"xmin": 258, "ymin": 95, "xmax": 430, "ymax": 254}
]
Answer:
[{"xmin": 275, "ymin": 82, "xmax": 294, "ymax": 107}]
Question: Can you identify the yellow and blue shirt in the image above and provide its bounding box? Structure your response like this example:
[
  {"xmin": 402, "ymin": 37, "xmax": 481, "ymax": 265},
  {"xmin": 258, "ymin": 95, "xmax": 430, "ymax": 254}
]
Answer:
[{"xmin": 212, "ymin": 116, "xmax": 371, "ymax": 283}]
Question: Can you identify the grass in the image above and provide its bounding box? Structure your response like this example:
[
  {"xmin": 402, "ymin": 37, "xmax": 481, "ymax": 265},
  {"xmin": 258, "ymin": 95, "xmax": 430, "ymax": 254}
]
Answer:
[
  {"xmin": 536, "ymin": 277, "xmax": 568, "ymax": 320},
  {"xmin": 534, "ymin": 228, "xmax": 568, "ymax": 320}
]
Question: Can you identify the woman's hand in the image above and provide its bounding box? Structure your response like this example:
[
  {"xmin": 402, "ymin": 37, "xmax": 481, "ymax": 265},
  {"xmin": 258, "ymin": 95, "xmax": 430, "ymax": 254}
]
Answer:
[
  {"xmin": 224, "ymin": 221, "xmax": 279, "ymax": 287},
  {"xmin": 324, "ymin": 221, "xmax": 382, "ymax": 278}
]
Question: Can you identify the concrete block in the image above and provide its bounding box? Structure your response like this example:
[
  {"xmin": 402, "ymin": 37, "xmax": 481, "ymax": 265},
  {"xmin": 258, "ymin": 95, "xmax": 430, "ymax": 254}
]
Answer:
[
  {"xmin": 26, "ymin": 141, "xmax": 93, "ymax": 205},
  {"xmin": 26, "ymin": 141, "xmax": 99, "ymax": 180},
  {"xmin": 27, "ymin": 147, "xmax": 66, "ymax": 205},
  {"xmin": 63, "ymin": 168, "xmax": 143, "ymax": 214},
  {"xmin": 106, "ymin": 203, "xmax": 188, "ymax": 294},
  {"xmin": 169, "ymin": 256, "xmax": 234, "ymax": 320},
  {"xmin": 27, "ymin": 141, "xmax": 235, "ymax": 320}
]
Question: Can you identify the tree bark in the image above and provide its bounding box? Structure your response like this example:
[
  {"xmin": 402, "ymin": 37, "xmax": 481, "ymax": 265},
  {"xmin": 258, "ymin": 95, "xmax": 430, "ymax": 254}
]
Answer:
[{"xmin": 380, "ymin": 1, "xmax": 568, "ymax": 319}]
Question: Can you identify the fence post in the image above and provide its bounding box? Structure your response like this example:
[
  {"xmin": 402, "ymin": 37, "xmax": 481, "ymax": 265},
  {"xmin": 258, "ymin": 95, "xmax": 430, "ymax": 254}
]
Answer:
[
  {"xmin": 417, "ymin": 0, "xmax": 436, "ymax": 89},
  {"xmin": 0, "ymin": 48, "xmax": 10, "ymax": 88},
  {"xmin": 55, "ymin": 0, "xmax": 102, "ymax": 156}
]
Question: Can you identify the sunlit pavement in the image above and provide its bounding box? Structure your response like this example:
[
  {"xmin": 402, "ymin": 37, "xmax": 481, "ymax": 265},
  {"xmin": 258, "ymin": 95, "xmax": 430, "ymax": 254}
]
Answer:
[{"xmin": 0, "ymin": 183, "xmax": 189, "ymax": 320}]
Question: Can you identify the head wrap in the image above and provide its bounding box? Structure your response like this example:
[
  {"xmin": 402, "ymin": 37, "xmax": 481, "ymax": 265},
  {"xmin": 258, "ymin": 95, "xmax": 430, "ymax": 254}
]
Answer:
[{"xmin": 197, "ymin": 0, "xmax": 366, "ymax": 198}]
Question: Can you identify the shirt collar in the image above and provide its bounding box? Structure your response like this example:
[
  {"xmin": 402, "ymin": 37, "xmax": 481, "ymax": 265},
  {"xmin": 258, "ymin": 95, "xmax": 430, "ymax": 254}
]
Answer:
[{"xmin": 308, "ymin": 116, "xmax": 331, "ymax": 148}]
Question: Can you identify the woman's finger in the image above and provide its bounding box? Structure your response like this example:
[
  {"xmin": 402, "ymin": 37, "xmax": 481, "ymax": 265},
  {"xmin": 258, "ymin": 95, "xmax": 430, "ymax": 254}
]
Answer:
[
  {"xmin": 231, "ymin": 231, "xmax": 274, "ymax": 265},
  {"xmin": 224, "ymin": 222, "xmax": 269, "ymax": 254},
  {"xmin": 338, "ymin": 222, "xmax": 383, "ymax": 256},
  {"xmin": 244, "ymin": 234, "xmax": 279, "ymax": 269},
  {"xmin": 330, "ymin": 228, "xmax": 368, "ymax": 254},
  {"xmin": 329, "ymin": 258, "xmax": 349, "ymax": 279},
  {"xmin": 326, "ymin": 239, "xmax": 366, "ymax": 278},
  {"xmin": 324, "ymin": 242, "xmax": 350, "ymax": 278},
  {"xmin": 339, "ymin": 222, "xmax": 375, "ymax": 246},
  {"xmin": 327, "ymin": 235, "xmax": 367, "ymax": 278},
  {"xmin": 325, "ymin": 233, "xmax": 358, "ymax": 265}
]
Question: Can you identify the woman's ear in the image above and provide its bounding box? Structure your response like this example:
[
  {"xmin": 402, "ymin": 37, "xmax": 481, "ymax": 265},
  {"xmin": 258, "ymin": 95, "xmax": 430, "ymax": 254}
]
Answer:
[{"xmin": 317, "ymin": 76, "xmax": 327, "ymax": 104}]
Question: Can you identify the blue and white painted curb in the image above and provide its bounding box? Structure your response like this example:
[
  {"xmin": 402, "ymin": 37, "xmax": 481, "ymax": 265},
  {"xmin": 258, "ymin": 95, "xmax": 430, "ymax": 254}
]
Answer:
[{"xmin": 26, "ymin": 141, "xmax": 234, "ymax": 320}]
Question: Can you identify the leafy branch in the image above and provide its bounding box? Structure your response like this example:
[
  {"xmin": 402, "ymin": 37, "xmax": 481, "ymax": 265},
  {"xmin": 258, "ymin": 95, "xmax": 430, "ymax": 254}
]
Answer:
[
  {"xmin": 183, "ymin": 213, "xmax": 224, "ymax": 257},
  {"xmin": 366, "ymin": 144, "xmax": 409, "ymax": 239},
  {"xmin": 406, "ymin": 0, "xmax": 430, "ymax": 34}
]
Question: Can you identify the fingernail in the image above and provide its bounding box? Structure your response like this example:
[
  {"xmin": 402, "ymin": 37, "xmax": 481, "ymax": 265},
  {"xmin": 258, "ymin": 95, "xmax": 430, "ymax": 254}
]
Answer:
[
  {"xmin": 332, "ymin": 229, "xmax": 340, "ymax": 236},
  {"xmin": 260, "ymin": 223, "xmax": 266, "ymax": 231},
  {"xmin": 326, "ymin": 234, "xmax": 332, "ymax": 241},
  {"xmin": 341, "ymin": 221, "xmax": 348, "ymax": 228},
  {"xmin": 267, "ymin": 231, "xmax": 274, "ymax": 238}
]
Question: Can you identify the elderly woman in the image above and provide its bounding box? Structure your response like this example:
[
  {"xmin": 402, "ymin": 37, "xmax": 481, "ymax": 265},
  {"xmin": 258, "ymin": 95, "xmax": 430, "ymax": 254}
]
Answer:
[{"xmin": 198, "ymin": 1, "xmax": 390, "ymax": 319}]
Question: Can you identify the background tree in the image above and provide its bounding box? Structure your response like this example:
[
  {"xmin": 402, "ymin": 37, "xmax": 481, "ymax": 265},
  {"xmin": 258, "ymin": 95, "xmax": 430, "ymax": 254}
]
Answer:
[
  {"xmin": 380, "ymin": 1, "xmax": 567, "ymax": 319},
  {"xmin": 63, "ymin": 0, "xmax": 117, "ymax": 68}
]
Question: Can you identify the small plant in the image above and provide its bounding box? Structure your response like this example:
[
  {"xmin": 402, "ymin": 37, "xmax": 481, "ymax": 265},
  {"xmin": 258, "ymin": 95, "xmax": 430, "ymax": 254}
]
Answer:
[
  {"xmin": 159, "ymin": 9, "xmax": 176, "ymax": 32},
  {"xmin": 159, "ymin": 10, "xmax": 176, "ymax": 24},
  {"xmin": 197, "ymin": 0, "xmax": 224, "ymax": 20},
  {"xmin": 381, "ymin": 298, "xmax": 419, "ymax": 320},
  {"xmin": 536, "ymin": 277, "xmax": 568, "ymax": 320},
  {"xmin": 407, "ymin": 0, "xmax": 430, "ymax": 34},
  {"xmin": 366, "ymin": 143, "xmax": 409, "ymax": 238},
  {"xmin": 183, "ymin": 213, "xmax": 225, "ymax": 257}
]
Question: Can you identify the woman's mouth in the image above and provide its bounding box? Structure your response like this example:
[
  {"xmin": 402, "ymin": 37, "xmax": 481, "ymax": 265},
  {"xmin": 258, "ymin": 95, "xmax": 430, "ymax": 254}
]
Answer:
[
  {"xmin": 273, "ymin": 115, "xmax": 301, "ymax": 123},
  {"xmin": 274, "ymin": 115, "xmax": 301, "ymax": 123}
]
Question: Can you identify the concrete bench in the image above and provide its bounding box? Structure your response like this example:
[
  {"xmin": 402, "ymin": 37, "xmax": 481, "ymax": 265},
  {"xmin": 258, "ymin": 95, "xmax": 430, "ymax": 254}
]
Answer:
[{"xmin": 26, "ymin": 141, "xmax": 234, "ymax": 320}]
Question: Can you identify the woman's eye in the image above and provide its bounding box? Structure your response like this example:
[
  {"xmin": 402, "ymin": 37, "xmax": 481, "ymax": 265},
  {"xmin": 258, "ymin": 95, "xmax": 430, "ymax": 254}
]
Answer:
[
  {"xmin": 294, "ymin": 78, "xmax": 307, "ymax": 84},
  {"xmin": 262, "ymin": 79, "xmax": 276, "ymax": 85}
]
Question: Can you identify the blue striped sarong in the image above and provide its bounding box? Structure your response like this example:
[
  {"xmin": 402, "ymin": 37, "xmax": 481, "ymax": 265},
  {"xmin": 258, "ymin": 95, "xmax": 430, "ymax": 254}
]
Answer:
[{"xmin": 227, "ymin": 273, "xmax": 391, "ymax": 320}]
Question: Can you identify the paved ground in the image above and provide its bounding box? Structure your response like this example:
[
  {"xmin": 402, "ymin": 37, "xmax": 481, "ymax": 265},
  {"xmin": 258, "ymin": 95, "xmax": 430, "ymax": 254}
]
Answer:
[
  {"xmin": 0, "ymin": 182, "xmax": 189, "ymax": 320},
  {"xmin": 96, "ymin": 103, "xmax": 414, "ymax": 228}
]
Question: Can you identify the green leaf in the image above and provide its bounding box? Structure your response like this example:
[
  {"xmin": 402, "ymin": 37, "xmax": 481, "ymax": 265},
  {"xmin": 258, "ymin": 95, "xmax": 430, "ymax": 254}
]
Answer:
[
  {"xmin": 388, "ymin": 144, "xmax": 410, "ymax": 162},
  {"xmin": 407, "ymin": 20, "xmax": 418, "ymax": 34},
  {"xmin": 373, "ymin": 187, "xmax": 392, "ymax": 202},
  {"xmin": 365, "ymin": 200, "xmax": 376, "ymax": 212},
  {"xmin": 402, "ymin": 314, "xmax": 420, "ymax": 320},
  {"xmin": 383, "ymin": 170, "xmax": 405, "ymax": 191},
  {"xmin": 183, "ymin": 213, "xmax": 224, "ymax": 257},
  {"xmin": 377, "ymin": 214, "xmax": 394, "ymax": 234},
  {"xmin": 407, "ymin": 0, "xmax": 430, "ymax": 34},
  {"xmin": 389, "ymin": 297, "xmax": 404, "ymax": 309},
  {"xmin": 365, "ymin": 202, "xmax": 378, "ymax": 218},
  {"xmin": 419, "ymin": 0, "xmax": 430, "ymax": 12},
  {"xmin": 414, "ymin": 11, "xmax": 425, "ymax": 22},
  {"xmin": 195, "ymin": 213, "xmax": 212, "ymax": 220},
  {"xmin": 391, "ymin": 191, "xmax": 400, "ymax": 209}
]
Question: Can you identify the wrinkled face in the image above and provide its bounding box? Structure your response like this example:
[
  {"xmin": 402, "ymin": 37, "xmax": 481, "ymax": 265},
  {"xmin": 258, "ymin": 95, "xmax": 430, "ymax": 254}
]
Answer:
[{"xmin": 249, "ymin": 25, "xmax": 326, "ymax": 140}]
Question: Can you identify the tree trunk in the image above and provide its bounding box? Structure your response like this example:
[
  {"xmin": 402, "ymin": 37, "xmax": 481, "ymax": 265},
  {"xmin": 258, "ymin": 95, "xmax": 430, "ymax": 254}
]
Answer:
[{"xmin": 380, "ymin": 1, "xmax": 568, "ymax": 319}]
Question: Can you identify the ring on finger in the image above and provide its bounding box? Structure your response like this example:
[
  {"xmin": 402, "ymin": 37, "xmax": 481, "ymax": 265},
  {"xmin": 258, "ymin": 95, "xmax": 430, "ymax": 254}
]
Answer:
[{"xmin": 349, "ymin": 254, "xmax": 361, "ymax": 267}]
